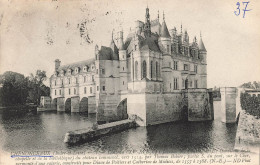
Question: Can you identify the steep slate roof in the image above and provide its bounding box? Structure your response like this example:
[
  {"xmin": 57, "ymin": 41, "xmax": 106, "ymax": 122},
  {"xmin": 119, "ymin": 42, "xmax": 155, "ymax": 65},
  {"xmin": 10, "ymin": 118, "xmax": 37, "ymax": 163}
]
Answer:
[
  {"xmin": 125, "ymin": 33, "xmax": 161, "ymax": 53},
  {"xmin": 58, "ymin": 58, "xmax": 95, "ymax": 71},
  {"xmin": 199, "ymin": 38, "xmax": 207, "ymax": 51},
  {"xmin": 150, "ymin": 19, "xmax": 161, "ymax": 35},
  {"xmin": 110, "ymin": 39, "xmax": 119, "ymax": 60},
  {"xmin": 124, "ymin": 32, "xmax": 135, "ymax": 50},
  {"xmin": 98, "ymin": 46, "xmax": 114, "ymax": 60},
  {"xmin": 160, "ymin": 20, "xmax": 171, "ymax": 38},
  {"xmin": 140, "ymin": 35, "xmax": 161, "ymax": 52}
]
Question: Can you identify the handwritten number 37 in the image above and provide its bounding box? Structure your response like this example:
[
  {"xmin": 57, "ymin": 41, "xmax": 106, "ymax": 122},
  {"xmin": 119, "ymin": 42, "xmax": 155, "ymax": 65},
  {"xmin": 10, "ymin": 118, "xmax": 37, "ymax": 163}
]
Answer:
[{"xmin": 234, "ymin": 1, "xmax": 252, "ymax": 18}]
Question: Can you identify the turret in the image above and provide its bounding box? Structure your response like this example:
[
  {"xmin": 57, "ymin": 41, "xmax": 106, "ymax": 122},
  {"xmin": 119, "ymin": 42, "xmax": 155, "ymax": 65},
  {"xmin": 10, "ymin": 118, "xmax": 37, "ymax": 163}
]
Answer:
[
  {"xmin": 199, "ymin": 32, "xmax": 207, "ymax": 63},
  {"xmin": 117, "ymin": 31, "xmax": 124, "ymax": 50},
  {"xmin": 159, "ymin": 11, "xmax": 171, "ymax": 54},
  {"xmin": 118, "ymin": 31, "xmax": 128, "ymax": 92},
  {"xmin": 199, "ymin": 32, "xmax": 207, "ymax": 88},
  {"xmin": 110, "ymin": 30, "xmax": 119, "ymax": 60},
  {"xmin": 183, "ymin": 30, "xmax": 189, "ymax": 43},
  {"xmin": 144, "ymin": 6, "xmax": 151, "ymax": 37},
  {"xmin": 191, "ymin": 36, "xmax": 199, "ymax": 59},
  {"xmin": 95, "ymin": 45, "xmax": 99, "ymax": 60},
  {"xmin": 55, "ymin": 59, "xmax": 61, "ymax": 71},
  {"xmin": 183, "ymin": 30, "xmax": 189, "ymax": 56},
  {"xmin": 170, "ymin": 27, "xmax": 178, "ymax": 53}
]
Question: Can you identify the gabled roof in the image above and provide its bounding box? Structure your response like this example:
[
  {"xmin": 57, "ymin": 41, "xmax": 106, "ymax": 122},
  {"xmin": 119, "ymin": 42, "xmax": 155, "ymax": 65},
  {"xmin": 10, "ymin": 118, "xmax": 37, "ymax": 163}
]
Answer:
[{"xmin": 160, "ymin": 20, "xmax": 171, "ymax": 38}]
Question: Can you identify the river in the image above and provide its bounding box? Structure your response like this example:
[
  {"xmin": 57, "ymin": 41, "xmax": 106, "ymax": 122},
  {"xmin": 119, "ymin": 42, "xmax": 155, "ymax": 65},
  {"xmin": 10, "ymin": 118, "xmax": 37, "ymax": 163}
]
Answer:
[{"xmin": 0, "ymin": 101, "xmax": 237, "ymax": 153}]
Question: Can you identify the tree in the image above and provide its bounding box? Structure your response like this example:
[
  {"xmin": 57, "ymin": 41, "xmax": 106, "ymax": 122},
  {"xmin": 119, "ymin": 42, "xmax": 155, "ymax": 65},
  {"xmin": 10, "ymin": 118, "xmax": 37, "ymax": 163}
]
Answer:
[
  {"xmin": 253, "ymin": 81, "xmax": 260, "ymax": 89},
  {"xmin": 27, "ymin": 70, "xmax": 49, "ymax": 105},
  {"xmin": 240, "ymin": 82, "xmax": 254, "ymax": 89},
  {"xmin": 240, "ymin": 81, "xmax": 260, "ymax": 89},
  {"xmin": 0, "ymin": 71, "xmax": 29, "ymax": 106}
]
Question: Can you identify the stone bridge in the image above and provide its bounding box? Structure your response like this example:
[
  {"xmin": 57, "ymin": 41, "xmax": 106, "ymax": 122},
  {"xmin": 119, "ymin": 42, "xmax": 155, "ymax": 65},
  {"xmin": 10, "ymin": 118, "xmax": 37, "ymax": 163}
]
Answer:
[{"xmin": 51, "ymin": 96, "xmax": 96, "ymax": 113}]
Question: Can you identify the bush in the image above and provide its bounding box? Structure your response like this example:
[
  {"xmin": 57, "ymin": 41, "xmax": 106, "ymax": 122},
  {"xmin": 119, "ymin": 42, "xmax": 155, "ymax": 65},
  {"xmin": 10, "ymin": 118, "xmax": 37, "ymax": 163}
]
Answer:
[{"xmin": 240, "ymin": 93, "xmax": 260, "ymax": 118}]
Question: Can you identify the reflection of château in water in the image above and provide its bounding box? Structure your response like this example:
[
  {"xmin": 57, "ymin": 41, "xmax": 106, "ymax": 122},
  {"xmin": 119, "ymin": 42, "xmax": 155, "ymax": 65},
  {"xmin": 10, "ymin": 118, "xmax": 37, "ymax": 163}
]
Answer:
[{"xmin": 49, "ymin": 7, "xmax": 213, "ymax": 126}]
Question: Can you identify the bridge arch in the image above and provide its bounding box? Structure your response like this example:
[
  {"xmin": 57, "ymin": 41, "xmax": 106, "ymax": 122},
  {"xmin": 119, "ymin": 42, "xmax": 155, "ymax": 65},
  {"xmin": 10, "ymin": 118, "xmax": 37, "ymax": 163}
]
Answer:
[
  {"xmin": 79, "ymin": 97, "xmax": 88, "ymax": 113},
  {"xmin": 117, "ymin": 98, "xmax": 128, "ymax": 120},
  {"xmin": 65, "ymin": 98, "xmax": 71, "ymax": 113}
]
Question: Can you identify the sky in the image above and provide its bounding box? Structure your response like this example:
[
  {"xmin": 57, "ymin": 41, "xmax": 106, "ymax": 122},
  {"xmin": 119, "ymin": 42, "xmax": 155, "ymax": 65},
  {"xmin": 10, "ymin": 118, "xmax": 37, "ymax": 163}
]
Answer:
[{"xmin": 0, "ymin": 0, "xmax": 259, "ymax": 88}]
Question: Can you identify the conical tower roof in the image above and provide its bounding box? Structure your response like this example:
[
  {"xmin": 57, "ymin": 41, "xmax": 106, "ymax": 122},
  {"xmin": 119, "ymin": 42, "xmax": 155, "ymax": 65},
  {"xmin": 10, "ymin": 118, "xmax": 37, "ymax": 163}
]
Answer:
[
  {"xmin": 199, "ymin": 36, "xmax": 206, "ymax": 51},
  {"xmin": 118, "ymin": 39, "xmax": 124, "ymax": 50},
  {"xmin": 160, "ymin": 12, "xmax": 170, "ymax": 38},
  {"xmin": 160, "ymin": 20, "xmax": 171, "ymax": 38}
]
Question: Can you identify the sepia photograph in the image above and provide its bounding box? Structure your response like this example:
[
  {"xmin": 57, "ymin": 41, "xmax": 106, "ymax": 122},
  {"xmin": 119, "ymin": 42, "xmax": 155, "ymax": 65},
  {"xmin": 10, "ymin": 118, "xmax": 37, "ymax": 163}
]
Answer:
[{"xmin": 0, "ymin": 0, "xmax": 259, "ymax": 164}]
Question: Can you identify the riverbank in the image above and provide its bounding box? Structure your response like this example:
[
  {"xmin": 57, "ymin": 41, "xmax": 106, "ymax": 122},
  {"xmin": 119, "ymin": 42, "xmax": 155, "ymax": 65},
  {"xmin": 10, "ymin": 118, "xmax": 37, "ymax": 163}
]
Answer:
[
  {"xmin": 0, "ymin": 104, "xmax": 37, "ymax": 112},
  {"xmin": 234, "ymin": 110, "xmax": 260, "ymax": 153}
]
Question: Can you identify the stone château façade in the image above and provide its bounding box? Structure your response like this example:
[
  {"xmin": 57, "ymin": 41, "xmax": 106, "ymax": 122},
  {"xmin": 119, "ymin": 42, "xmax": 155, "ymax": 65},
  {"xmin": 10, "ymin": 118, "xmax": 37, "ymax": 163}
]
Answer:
[{"xmin": 49, "ymin": 7, "xmax": 213, "ymax": 126}]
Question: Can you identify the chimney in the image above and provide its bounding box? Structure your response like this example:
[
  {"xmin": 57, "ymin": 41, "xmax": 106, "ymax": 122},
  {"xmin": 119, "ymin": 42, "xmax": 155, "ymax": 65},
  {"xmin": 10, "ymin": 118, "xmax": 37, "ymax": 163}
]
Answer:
[{"xmin": 55, "ymin": 59, "xmax": 61, "ymax": 71}]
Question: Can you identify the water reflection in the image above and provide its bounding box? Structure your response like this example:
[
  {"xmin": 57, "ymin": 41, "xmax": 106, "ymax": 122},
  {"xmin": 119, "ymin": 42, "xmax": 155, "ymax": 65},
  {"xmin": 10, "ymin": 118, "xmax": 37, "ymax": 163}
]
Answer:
[{"xmin": 0, "ymin": 101, "xmax": 237, "ymax": 153}]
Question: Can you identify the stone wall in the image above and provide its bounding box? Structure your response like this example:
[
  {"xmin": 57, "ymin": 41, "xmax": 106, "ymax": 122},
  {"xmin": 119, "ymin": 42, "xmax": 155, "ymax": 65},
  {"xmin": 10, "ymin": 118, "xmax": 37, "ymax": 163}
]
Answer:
[
  {"xmin": 187, "ymin": 89, "xmax": 214, "ymax": 121},
  {"xmin": 146, "ymin": 93, "xmax": 183, "ymax": 125},
  {"xmin": 96, "ymin": 94, "xmax": 121, "ymax": 122},
  {"xmin": 57, "ymin": 97, "xmax": 65, "ymax": 111},
  {"xmin": 127, "ymin": 89, "xmax": 213, "ymax": 126},
  {"xmin": 71, "ymin": 96, "xmax": 80, "ymax": 112},
  {"xmin": 64, "ymin": 119, "xmax": 136, "ymax": 144},
  {"xmin": 88, "ymin": 96, "xmax": 96, "ymax": 114},
  {"xmin": 40, "ymin": 96, "xmax": 51, "ymax": 108}
]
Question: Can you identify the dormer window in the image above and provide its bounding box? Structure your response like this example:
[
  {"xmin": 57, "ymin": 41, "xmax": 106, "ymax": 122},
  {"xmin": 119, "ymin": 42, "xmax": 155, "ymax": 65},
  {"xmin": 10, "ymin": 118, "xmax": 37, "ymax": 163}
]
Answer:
[
  {"xmin": 83, "ymin": 66, "xmax": 88, "ymax": 72},
  {"xmin": 60, "ymin": 70, "xmax": 65, "ymax": 76},
  {"xmin": 196, "ymin": 50, "xmax": 199, "ymax": 59},
  {"xmin": 67, "ymin": 69, "xmax": 72, "ymax": 75},
  {"xmin": 75, "ymin": 67, "xmax": 79, "ymax": 74}
]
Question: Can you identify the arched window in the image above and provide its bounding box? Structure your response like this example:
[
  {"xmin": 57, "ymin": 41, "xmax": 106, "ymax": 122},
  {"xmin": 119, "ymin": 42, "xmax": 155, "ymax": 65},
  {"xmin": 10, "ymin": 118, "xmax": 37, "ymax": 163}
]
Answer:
[
  {"xmin": 150, "ymin": 61, "xmax": 153, "ymax": 79},
  {"xmin": 142, "ymin": 60, "xmax": 147, "ymax": 79},
  {"xmin": 156, "ymin": 61, "xmax": 159, "ymax": 80},
  {"xmin": 135, "ymin": 61, "xmax": 138, "ymax": 80}
]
